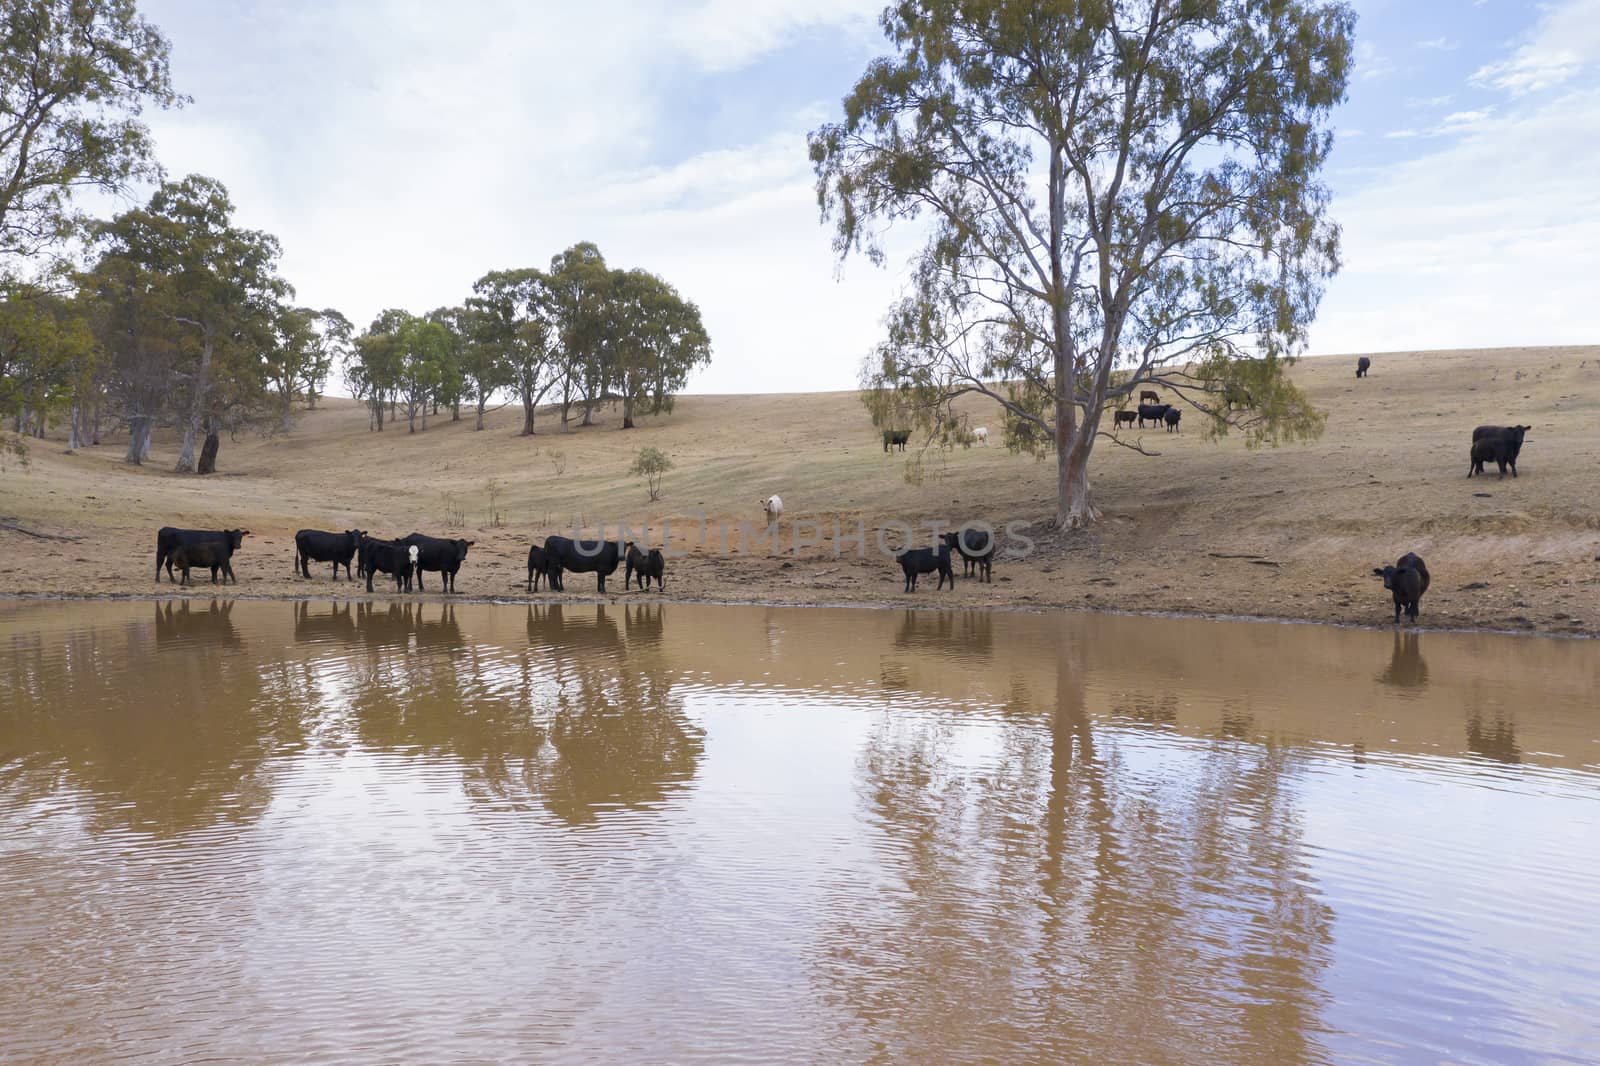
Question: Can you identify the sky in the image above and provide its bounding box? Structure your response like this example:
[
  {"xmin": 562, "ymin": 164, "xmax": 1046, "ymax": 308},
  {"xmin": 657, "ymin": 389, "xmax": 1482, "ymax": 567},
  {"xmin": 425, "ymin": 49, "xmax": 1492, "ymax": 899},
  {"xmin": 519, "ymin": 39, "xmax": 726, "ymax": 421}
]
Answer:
[{"xmin": 130, "ymin": 0, "xmax": 1600, "ymax": 394}]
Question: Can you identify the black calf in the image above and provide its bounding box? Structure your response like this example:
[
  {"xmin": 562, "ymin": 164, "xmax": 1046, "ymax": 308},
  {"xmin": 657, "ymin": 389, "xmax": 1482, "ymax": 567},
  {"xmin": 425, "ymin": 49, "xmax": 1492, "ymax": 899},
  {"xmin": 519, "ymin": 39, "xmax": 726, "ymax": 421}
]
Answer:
[
  {"xmin": 526, "ymin": 544, "xmax": 550, "ymax": 592},
  {"xmin": 898, "ymin": 544, "xmax": 955, "ymax": 592},
  {"xmin": 941, "ymin": 528, "xmax": 994, "ymax": 582},
  {"xmin": 624, "ymin": 542, "xmax": 666, "ymax": 591},
  {"xmin": 1373, "ymin": 552, "xmax": 1430, "ymax": 623}
]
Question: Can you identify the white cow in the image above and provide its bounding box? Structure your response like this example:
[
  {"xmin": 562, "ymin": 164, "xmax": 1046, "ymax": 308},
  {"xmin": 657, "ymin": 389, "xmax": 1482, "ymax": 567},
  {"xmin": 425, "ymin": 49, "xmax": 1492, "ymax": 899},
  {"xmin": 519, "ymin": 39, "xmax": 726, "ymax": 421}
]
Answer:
[
  {"xmin": 760, "ymin": 495, "xmax": 783, "ymax": 524},
  {"xmin": 973, "ymin": 426, "xmax": 990, "ymax": 445}
]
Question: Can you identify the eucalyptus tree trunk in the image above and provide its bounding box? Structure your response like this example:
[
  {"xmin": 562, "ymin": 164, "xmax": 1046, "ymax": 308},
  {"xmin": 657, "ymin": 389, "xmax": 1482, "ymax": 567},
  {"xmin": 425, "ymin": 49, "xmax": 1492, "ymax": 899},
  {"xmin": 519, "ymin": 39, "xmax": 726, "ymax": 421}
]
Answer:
[
  {"xmin": 175, "ymin": 334, "xmax": 214, "ymax": 473},
  {"xmin": 126, "ymin": 416, "xmax": 153, "ymax": 464},
  {"xmin": 67, "ymin": 406, "xmax": 81, "ymax": 451},
  {"xmin": 198, "ymin": 421, "xmax": 220, "ymax": 474}
]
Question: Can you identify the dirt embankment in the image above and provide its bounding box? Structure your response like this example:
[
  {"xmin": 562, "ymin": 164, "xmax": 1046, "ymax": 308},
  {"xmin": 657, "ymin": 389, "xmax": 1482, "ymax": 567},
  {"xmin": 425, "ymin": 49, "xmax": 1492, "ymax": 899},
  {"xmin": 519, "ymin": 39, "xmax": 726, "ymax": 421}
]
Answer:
[{"xmin": 3, "ymin": 344, "xmax": 1598, "ymax": 636}]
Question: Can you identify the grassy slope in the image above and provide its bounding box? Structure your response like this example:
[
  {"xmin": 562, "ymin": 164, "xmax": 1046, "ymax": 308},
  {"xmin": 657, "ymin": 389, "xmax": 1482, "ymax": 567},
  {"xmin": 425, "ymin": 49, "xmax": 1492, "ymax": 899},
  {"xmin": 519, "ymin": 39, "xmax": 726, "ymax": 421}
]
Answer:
[{"xmin": 3, "ymin": 344, "xmax": 1598, "ymax": 634}]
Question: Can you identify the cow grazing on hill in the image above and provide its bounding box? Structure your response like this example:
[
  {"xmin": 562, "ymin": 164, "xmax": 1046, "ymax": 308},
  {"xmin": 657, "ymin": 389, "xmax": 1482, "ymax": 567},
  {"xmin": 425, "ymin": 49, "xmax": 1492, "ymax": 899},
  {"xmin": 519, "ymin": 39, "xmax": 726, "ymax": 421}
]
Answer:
[
  {"xmin": 1164, "ymin": 408, "xmax": 1182, "ymax": 432},
  {"xmin": 1140, "ymin": 390, "xmax": 1159, "ymax": 405},
  {"xmin": 155, "ymin": 527, "xmax": 248, "ymax": 583},
  {"xmin": 543, "ymin": 535, "xmax": 624, "ymax": 593},
  {"xmin": 1468, "ymin": 425, "xmax": 1528, "ymax": 479},
  {"xmin": 1356, "ymin": 356, "xmax": 1371, "ymax": 378},
  {"xmin": 883, "ymin": 429, "xmax": 911, "ymax": 452},
  {"xmin": 1137, "ymin": 403, "xmax": 1170, "ymax": 429},
  {"xmin": 1113, "ymin": 410, "xmax": 1137, "ymax": 430},
  {"xmin": 295, "ymin": 528, "xmax": 364, "ymax": 581},
  {"xmin": 1472, "ymin": 423, "xmax": 1532, "ymax": 443},
  {"xmin": 1374, "ymin": 552, "xmax": 1430, "ymax": 624},
  {"xmin": 401, "ymin": 533, "xmax": 473, "ymax": 593},
  {"xmin": 624, "ymin": 542, "xmax": 666, "ymax": 591},
  {"xmin": 760, "ymin": 495, "xmax": 783, "ymax": 525},
  {"xmin": 973, "ymin": 426, "xmax": 989, "ymax": 445}
]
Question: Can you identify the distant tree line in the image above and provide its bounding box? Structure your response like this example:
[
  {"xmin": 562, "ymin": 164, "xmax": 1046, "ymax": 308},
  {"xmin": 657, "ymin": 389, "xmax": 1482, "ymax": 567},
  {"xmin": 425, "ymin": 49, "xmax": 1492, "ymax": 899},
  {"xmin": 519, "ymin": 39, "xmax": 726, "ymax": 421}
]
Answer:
[
  {"xmin": 0, "ymin": 1, "xmax": 709, "ymax": 472},
  {"xmin": 345, "ymin": 242, "xmax": 711, "ymax": 436}
]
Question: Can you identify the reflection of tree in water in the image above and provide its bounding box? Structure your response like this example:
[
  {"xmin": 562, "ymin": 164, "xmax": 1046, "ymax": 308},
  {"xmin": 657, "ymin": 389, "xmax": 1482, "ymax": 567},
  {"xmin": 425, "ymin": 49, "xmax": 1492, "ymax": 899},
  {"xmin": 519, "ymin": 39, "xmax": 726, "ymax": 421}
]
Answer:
[
  {"xmin": 1379, "ymin": 631, "xmax": 1430, "ymax": 689},
  {"xmin": 0, "ymin": 601, "xmax": 296, "ymax": 837},
  {"xmin": 1466, "ymin": 713, "xmax": 1519, "ymax": 764},
  {"xmin": 813, "ymin": 625, "xmax": 1334, "ymax": 1062},
  {"xmin": 321, "ymin": 602, "xmax": 702, "ymax": 822},
  {"xmin": 526, "ymin": 604, "xmax": 703, "ymax": 826}
]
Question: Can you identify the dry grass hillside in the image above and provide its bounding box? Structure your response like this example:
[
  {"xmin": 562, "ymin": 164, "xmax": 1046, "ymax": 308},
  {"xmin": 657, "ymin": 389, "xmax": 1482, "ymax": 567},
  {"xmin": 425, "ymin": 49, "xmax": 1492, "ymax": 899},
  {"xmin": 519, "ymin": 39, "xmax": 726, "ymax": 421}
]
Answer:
[{"xmin": 3, "ymin": 344, "xmax": 1598, "ymax": 635}]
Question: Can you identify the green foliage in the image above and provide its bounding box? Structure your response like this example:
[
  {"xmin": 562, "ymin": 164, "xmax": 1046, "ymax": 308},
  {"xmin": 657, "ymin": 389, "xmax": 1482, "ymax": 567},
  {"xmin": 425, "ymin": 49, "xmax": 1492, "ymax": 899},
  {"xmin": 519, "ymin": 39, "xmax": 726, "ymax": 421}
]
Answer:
[
  {"xmin": 0, "ymin": 284, "xmax": 95, "ymax": 452},
  {"xmin": 80, "ymin": 174, "xmax": 289, "ymax": 467},
  {"xmin": 628, "ymin": 445, "xmax": 673, "ymax": 501},
  {"xmin": 0, "ymin": 0, "xmax": 185, "ymax": 262},
  {"xmin": 815, "ymin": 0, "xmax": 1353, "ymax": 525}
]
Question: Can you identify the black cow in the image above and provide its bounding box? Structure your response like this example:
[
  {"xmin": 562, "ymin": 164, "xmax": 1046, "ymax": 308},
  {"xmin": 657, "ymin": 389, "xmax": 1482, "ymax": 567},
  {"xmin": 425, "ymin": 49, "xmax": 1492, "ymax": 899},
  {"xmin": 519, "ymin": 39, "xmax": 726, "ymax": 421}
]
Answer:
[
  {"xmin": 624, "ymin": 541, "xmax": 666, "ymax": 591},
  {"xmin": 1356, "ymin": 356, "xmax": 1371, "ymax": 378},
  {"xmin": 1472, "ymin": 423, "xmax": 1532, "ymax": 443},
  {"xmin": 941, "ymin": 528, "xmax": 994, "ymax": 582},
  {"xmin": 1469, "ymin": 425, "xmax": 1528, "ymax": 479},
  {"xmin": 1113, "ymin": 410, "xmax": 1137, "ymax": 430},
  {"xmin": 166, "ymin": 532, "xmax": 246, "ymax": 586},
  {"xmin": 544, "ymin": 536, "xmax": 624, "ymax": 593},
  {"xmin": 1164, "ymin": 407, "xmax": 1182, "ymax": 432},
  {"xmin": 883, "ymin": 429, "xmax": 911, "ymax": 452},
  {"xmin": 155, "ymin": 527, "xmax": 248, "ymax": 583},
  {"xmin": 400, "ymin": 533, "xmax": 473, "ymax": 593},
  {"xmin": 526, "ymin": 543, "xmax": 550, "ymax": 592},
  {"xmin": 362, "ymin": 538, "xmax": 417, "ymax": 592},
  {"xmin": 1373, "ymin": 552, "xmax": 1430, "ymax": 624},
  {"xmin": 1137, "ymin": 403, "xmax": 1170, "ymax": 429},
  {"xmin": 295, "ymin": 528, "xmax": 364, "ymax": 581},
  {"xmin": 898, "ymin": 544, "xmax": 955, "ymax": 592}
]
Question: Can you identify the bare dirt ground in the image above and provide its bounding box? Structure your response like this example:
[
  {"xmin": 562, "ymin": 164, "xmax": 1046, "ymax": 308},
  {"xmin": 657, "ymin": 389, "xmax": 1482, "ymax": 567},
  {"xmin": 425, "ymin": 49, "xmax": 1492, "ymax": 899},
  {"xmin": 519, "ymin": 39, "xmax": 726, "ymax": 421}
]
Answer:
[{"xmin": 3, "ymin": 344, "xmax": 1598, "ymax": 635}]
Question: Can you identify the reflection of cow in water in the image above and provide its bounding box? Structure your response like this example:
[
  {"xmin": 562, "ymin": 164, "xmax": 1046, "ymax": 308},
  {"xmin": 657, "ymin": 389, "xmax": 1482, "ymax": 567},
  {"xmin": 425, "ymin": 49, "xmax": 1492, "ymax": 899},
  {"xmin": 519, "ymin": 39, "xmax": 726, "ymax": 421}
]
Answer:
[
  {"xmin": 153, "ymin": 599, "xmax": 240, "ymax": 648},
  {"xmin": 293, "ymin": 601, "xmax": 356, "ymax": 644},
  {"xmin": 893, "ymin": 608, "xmax": 993, "ymax": 657},
  {"xmin": 352, "ymin": 601, "xmax": 464, "ymax": 650},
  {"xmin": 1377, "ymin": 631, "xmax": 1429, "ymax": 689}
]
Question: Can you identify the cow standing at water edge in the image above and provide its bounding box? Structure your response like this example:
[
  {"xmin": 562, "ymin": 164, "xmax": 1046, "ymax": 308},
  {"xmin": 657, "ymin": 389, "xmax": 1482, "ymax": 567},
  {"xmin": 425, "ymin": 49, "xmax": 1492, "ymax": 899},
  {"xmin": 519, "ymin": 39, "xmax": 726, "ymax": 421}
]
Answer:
[
  {"xmin": 402, "ymin": 533, "xmax": 474, "ymax": 592},
  {"xmin": 362, "ymin": 537, "xmax": 418, "ymax": 592},
  {"xmin": 897, "ymin": 543, "xmax": 955, "ymax": 592},
  {"xmin": 624, "ymin": 542, "xmax": 666, "ymax": 591},
  {"xmin": 1374, "ymin": 552, "xmax": 1430, "ymax": 624},
  {"xmin": 166, "ymin": 531, "xmax": 247, "ymax": 585},
  {"xmin": 295, "ymin": 529, "xmax": 365, "ymax": 581},
  {"xmin": 155, "ymin": 527, "xmax": 249, "ymax": 583},
  {"xmin": 543, "ymin": 536, "xmax": 624, "ymax": 593}
]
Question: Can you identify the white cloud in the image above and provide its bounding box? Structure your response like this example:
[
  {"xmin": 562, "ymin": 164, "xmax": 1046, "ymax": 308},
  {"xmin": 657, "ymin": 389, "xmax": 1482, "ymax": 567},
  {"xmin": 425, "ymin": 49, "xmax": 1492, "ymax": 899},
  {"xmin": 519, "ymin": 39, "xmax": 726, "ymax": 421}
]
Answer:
[
  {"xmin": 1355, "ymin": 40, "xmax": 1395, "ymax": 81},
  {"xmin": 136, "ymin": 0, "xmax": 890, "ymax": 393},
  {"xmin": 1313, "ymin": 89, "xmax": 1600, "ymax": 355},
  {"xmin": 1416, "ymin": 37, "xmax": 1458, "ymax": 51},
  {"xmin": 1471, "ymin": 0, "xmax": 1600, "ymax": 94}
]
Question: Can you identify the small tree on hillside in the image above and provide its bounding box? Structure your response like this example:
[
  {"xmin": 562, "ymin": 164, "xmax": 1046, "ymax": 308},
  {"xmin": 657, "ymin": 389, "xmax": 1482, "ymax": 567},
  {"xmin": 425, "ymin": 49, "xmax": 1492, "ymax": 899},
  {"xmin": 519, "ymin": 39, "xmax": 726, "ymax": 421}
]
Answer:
[
  {"xmin": 811, "ymin": 0, "xmax": 1351, "ymax": 528},
  {"xmin": 629, "ymin": 446, "xmax": 673, "ymax": 501}
]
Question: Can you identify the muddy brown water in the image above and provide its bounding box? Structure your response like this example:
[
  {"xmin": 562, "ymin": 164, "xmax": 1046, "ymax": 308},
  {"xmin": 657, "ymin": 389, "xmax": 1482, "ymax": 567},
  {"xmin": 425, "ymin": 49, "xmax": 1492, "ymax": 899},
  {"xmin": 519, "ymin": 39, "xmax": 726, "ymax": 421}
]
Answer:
[{"xmin": 1, "ymin": 599, "xmax": 1596, "ymax": 1063}]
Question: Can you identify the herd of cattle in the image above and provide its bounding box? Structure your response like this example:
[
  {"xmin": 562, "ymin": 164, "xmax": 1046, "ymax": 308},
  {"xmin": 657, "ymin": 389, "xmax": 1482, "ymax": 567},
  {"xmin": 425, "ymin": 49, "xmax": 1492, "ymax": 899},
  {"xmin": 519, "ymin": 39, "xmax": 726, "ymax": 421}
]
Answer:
[
  {"xmin": 153, "ymin": 521, "xmax": 999, "ymax": 598},
  {"xmin": 149, "ymin": 355, "xmax": 1534, "ymax": 625},
  {"xmin": 154, "ymin": 527, "xmax": 668, "ymax": 595}
]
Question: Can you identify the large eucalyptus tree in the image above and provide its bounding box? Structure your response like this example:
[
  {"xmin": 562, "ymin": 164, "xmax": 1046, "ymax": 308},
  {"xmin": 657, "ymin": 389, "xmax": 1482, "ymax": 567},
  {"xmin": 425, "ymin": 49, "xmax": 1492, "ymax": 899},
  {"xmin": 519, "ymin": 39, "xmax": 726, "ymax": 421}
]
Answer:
[{"xmin": 811, "ymin": 0, "xmax": 1353, "ymax": 527}]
